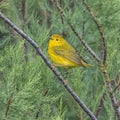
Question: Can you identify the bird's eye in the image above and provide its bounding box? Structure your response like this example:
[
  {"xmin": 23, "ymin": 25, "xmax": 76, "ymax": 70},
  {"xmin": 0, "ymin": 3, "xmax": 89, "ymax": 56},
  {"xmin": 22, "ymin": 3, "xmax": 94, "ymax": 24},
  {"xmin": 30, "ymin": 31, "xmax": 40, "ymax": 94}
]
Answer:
[{"xmin": 56, "ymin": 39, "xmax": 59, "ymax": 41}]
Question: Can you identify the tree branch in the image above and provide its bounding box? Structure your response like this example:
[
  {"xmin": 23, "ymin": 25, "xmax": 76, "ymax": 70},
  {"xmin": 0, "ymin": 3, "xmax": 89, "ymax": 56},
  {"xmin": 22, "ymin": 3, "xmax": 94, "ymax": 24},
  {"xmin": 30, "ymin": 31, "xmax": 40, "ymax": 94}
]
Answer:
[
  {"xmin": 0, "ymin": 11, "xmax": 97, "ymax": 120},
  {"xmin": 82, "ymin": 0, "xmax": 107, "ymax": 64}
]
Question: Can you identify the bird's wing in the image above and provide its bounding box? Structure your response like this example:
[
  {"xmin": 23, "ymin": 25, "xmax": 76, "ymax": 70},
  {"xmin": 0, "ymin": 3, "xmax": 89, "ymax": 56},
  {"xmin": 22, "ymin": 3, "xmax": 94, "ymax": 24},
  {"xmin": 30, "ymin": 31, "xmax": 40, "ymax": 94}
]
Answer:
[{"xmin": 53, "ymin": 46, "xmax": 88, "ymax": 67}]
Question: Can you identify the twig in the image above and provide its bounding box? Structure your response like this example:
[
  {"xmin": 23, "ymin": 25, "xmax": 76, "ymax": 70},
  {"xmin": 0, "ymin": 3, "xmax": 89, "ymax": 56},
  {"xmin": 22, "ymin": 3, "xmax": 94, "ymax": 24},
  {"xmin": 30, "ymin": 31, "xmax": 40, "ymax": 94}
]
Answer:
[
  {"xmin": 21, "ymin": 0, "xmax": 29, "ymax": 63},
  {"xmin": 5, "ymin": 93, "xmax": 13, "ymax": 118},
  {"xmin": 53, "ymin": 0, "xmax": 65, "ymax": 18},
  {"xmin": 21, "ymin": 0, "xmax": 25, "ymax": 20},
  {"xmin": 0, "ymin": 12, "xmax": 97, "ymax": 120},
  {"xmin": 82, "ymin": 0, "xmax": 107, "ymax": 64},
  {"xmin": 59, "ymin": 0, "xmax": 64, "ymax": 24},
  {"xmin": 112, "ymin": 75, "xmax": 120, "ymax": 93},
  {"xmin": 35, "ymin": 108, "xmax": 40, "ymax": 119},
  {"xmin": 54, "ymin": 0, "xmax": 67, "ymax": 37},
  {"xmin": 82, "ymin": 20, "xmax": 86, "ymax": 39},
  {"xmin": 35, "ymin": 90, "xmax": 48, "ymax": 119},
  {"xmin": 53, "ymin": 0, "xmax": 67, "ymax": 37},
  {"xmin": 113, "ymin": 82, "xmax": 120, "ymax": 93},
  {"xmin": 95, "ymin": 93, "xmax": 106, "ymax": 118}
]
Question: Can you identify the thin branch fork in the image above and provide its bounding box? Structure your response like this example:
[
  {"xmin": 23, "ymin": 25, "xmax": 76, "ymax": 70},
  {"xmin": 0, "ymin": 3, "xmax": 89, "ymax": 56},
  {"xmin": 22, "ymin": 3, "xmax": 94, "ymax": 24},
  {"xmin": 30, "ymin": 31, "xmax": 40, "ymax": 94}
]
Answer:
[
  {"xmin": 82, "ymin": 0, "xmax": 107, "ymax": 64},
  {"xmin": 0, "ymin": 12, "xmax": 97, "ymax": 120}
]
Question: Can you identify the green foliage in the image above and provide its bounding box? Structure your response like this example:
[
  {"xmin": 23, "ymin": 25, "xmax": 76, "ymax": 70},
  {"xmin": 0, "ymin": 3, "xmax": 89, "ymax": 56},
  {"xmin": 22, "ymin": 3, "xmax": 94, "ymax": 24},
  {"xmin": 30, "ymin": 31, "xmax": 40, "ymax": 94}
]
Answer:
[{"xmin": 0, "ymin": 0, "xmax": 120, "ymax": 120}]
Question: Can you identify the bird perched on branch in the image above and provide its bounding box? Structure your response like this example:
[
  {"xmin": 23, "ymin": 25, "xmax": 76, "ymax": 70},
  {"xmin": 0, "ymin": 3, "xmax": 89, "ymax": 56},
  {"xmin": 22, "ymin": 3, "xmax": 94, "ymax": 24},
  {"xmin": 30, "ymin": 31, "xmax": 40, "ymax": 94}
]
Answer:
[{"xmin": 48, "ymin": 34, "xmax": 90, "ymax": 68}]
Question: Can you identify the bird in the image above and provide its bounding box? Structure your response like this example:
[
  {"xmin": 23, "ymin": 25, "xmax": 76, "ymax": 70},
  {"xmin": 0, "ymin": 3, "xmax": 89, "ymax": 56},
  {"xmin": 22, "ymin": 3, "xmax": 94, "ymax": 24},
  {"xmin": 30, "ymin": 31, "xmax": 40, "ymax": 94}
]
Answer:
[{"xmin": 48, "ymin": 34, "xmax": 90, "ymax": 68}]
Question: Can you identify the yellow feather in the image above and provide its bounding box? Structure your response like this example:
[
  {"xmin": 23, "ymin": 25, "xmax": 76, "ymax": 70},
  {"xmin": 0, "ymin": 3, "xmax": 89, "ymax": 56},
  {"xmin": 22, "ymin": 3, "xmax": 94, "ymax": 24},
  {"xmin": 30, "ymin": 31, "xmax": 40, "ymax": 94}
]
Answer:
[{"xmin": 48, "ymin": 34, "xmax": 90, "ymax": 68}]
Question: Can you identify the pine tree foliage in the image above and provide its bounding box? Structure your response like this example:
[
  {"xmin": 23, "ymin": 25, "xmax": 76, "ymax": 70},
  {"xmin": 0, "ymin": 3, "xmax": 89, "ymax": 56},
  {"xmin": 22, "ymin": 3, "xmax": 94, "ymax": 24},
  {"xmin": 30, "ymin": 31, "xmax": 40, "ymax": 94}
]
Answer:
[{"xmin": 0, "ymin": 0, "xmax": 120, "ymax": 120}]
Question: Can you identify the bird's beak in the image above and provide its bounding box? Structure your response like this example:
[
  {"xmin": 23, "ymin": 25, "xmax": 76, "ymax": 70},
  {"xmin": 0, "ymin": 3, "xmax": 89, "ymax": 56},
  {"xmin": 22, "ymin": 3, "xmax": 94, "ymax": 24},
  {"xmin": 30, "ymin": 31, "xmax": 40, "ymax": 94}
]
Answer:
[{"xmin": 50, "ymin": 37, "xmax": 53, "ymax": 40}]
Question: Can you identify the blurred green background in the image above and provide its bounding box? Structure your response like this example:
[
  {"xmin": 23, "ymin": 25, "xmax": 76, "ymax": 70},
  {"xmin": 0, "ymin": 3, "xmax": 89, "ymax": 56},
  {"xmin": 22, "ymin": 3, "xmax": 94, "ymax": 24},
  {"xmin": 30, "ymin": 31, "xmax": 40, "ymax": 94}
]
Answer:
[{"xmin": 0, "ymin": 0, "xmax": 120, "ymax": 120}]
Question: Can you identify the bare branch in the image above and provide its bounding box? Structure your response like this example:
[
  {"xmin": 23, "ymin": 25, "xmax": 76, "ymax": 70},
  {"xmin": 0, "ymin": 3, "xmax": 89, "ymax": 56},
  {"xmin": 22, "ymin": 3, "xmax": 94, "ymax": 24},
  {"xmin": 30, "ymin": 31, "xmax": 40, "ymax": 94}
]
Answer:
[
  {"xmin": 82, "ymin": 0, "xmax": 107, "ymax": 64},
  {"xmin": 0, "ymin": 11, "xmax": 97, "ymax": 120}
]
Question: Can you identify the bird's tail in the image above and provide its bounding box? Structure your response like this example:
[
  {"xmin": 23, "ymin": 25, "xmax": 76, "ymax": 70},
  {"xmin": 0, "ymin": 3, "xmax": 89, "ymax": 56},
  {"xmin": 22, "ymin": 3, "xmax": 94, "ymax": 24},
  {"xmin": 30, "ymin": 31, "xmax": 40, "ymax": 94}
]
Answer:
[{"xmin": 81, "ymin": 60, "xmax": 92, "ymax": 67}]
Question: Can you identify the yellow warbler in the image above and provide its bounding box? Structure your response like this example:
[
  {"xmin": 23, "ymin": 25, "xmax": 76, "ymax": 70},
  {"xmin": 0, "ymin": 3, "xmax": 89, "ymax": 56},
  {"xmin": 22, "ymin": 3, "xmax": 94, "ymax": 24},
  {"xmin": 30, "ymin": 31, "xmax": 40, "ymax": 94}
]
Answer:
[{"xmin": 48, "ymin": 34, "xmax": 90, "ymax": 68}]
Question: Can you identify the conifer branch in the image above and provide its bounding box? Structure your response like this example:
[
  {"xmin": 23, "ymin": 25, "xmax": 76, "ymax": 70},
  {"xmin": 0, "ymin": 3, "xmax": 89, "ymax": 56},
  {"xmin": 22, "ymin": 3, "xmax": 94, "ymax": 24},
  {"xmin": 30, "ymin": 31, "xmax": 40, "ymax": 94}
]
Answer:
[
  {"xmin": 0, "ymin": 11, "xmax": 97, "ymax": 120},
  {"xmin": 53, "ymin": 0, "xmax": 67, "ymax": 37},
  {"xmin": 82, "ymin": 0, "xmax": 107, "ymax": 64}
]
